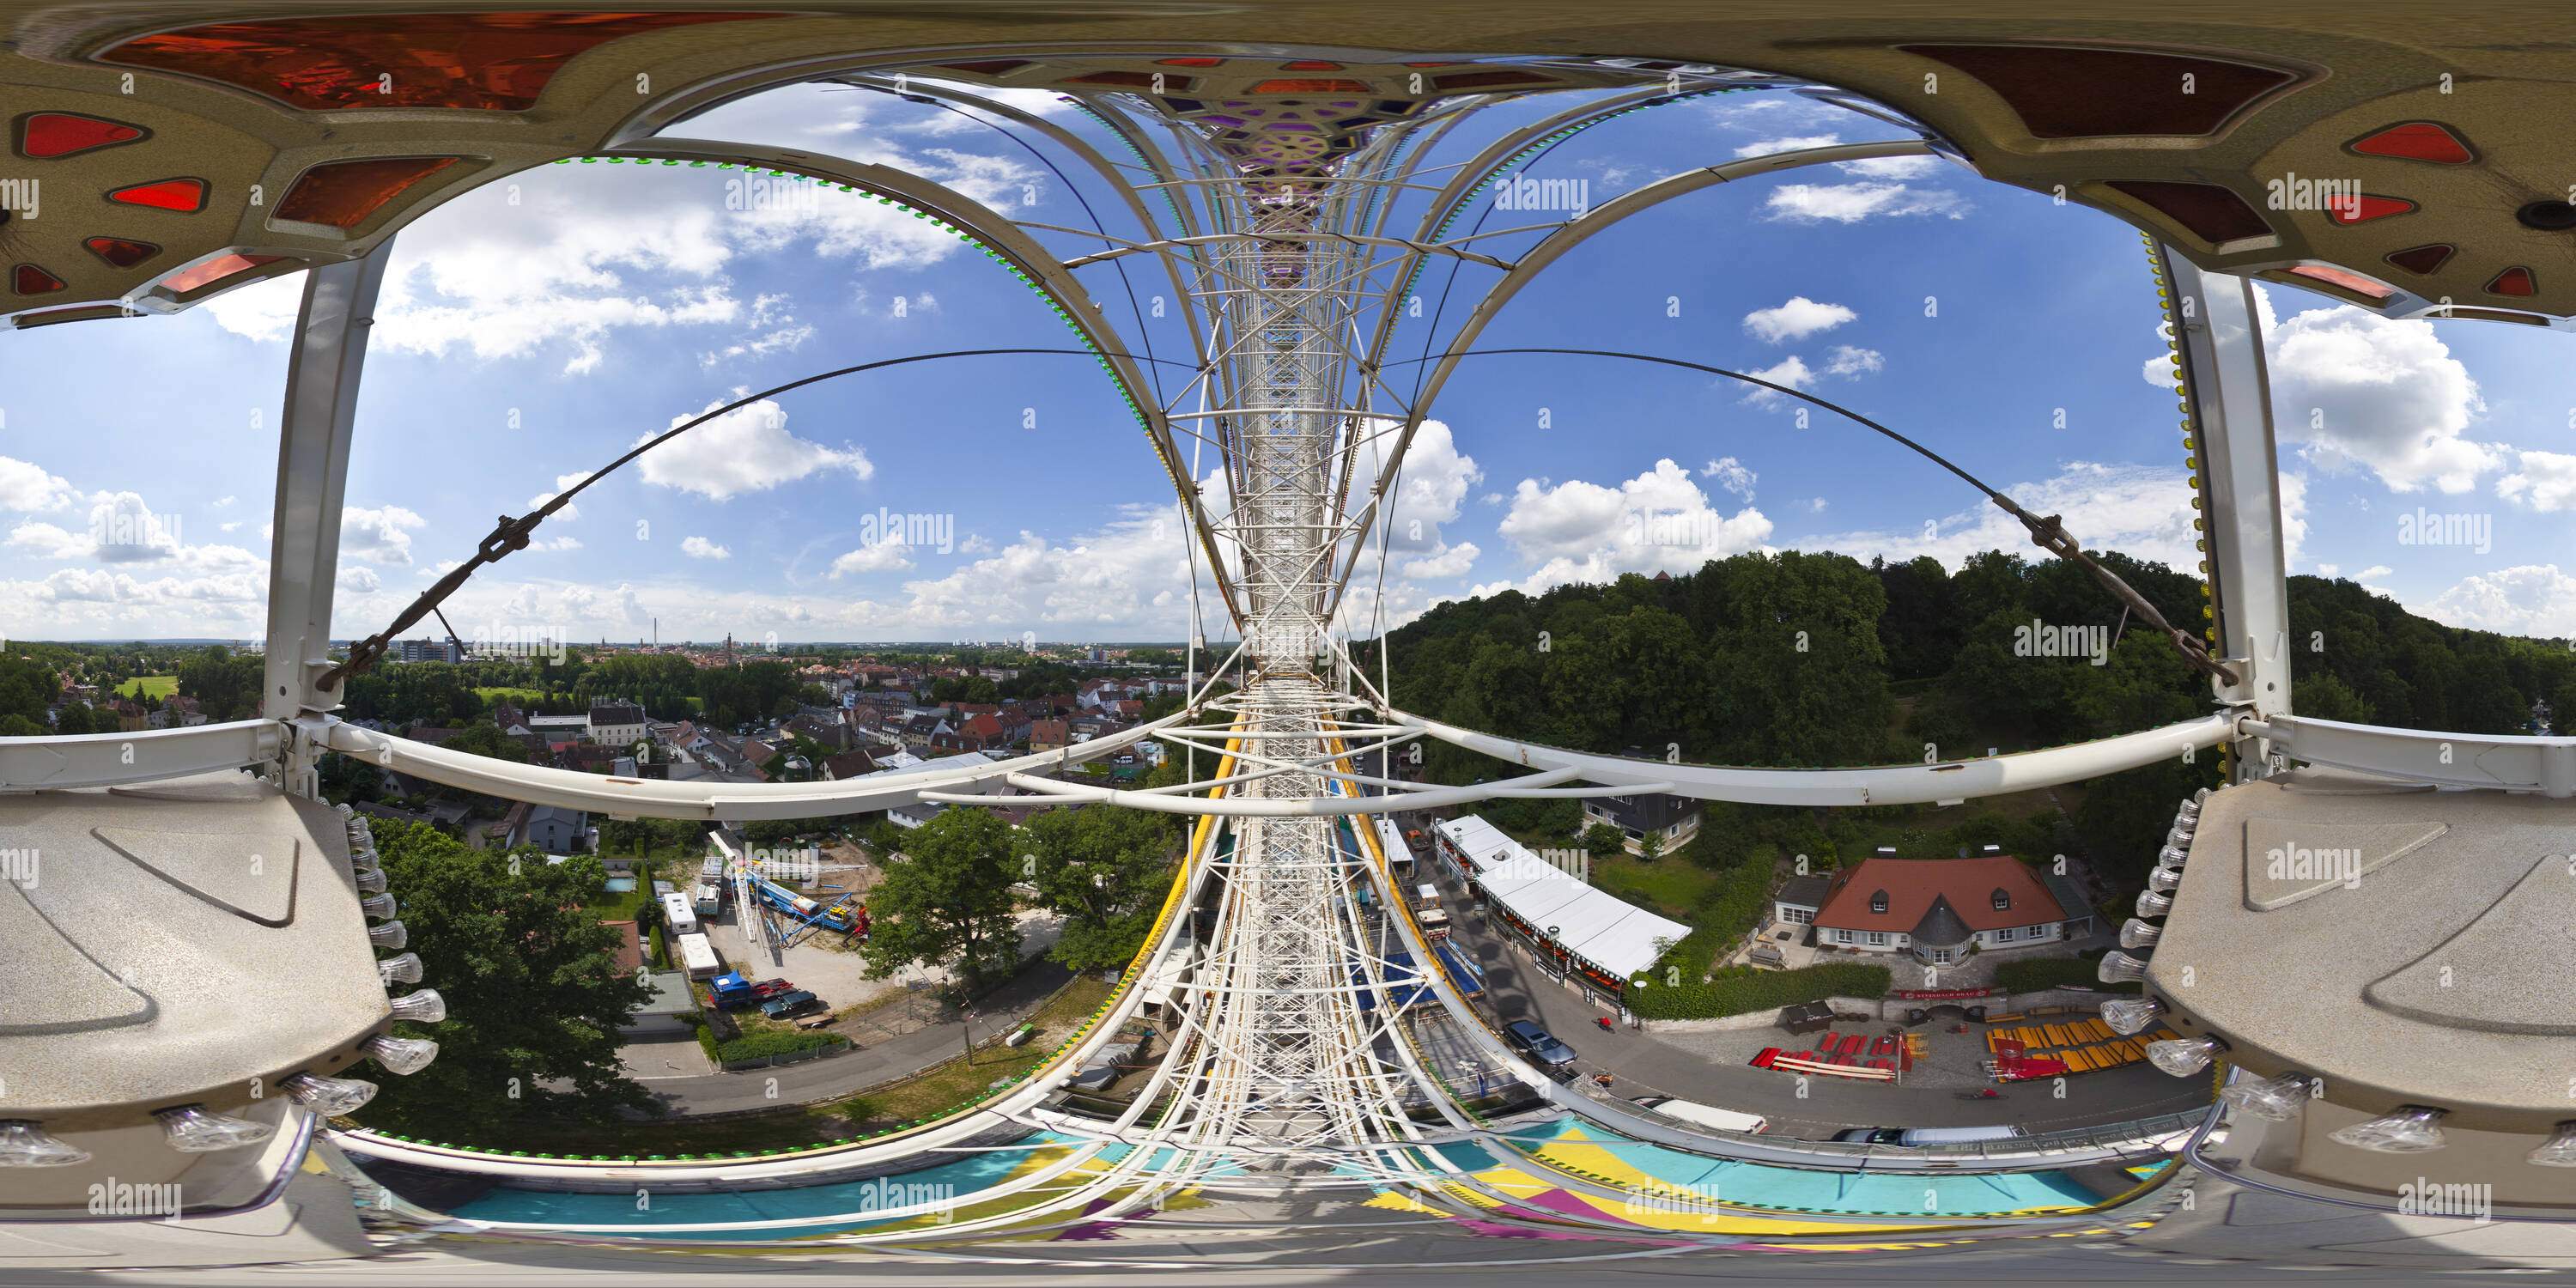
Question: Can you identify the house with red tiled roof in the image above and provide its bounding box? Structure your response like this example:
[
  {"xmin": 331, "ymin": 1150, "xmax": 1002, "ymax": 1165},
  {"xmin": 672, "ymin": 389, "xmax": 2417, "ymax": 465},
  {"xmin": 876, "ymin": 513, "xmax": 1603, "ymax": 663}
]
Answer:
[
  {"xmin": 1777, "ymin": 854, "xmax": 2096, "ymax": 966},
  {"xmin": 1029, "ymin": 719, "xmax": 1071, "ymax": 752}
]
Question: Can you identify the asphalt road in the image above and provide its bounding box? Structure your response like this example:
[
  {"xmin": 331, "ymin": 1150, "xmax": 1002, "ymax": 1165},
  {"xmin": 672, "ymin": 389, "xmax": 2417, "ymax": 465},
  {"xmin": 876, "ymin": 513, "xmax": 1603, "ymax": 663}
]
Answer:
[
  {"xmin": 1421, "ymin": 859, "xmax": 2213, "ymax": 1138},
  {"xmin": 626, "ymin": 960, "xmax": 1075, "ymax": 1115}
]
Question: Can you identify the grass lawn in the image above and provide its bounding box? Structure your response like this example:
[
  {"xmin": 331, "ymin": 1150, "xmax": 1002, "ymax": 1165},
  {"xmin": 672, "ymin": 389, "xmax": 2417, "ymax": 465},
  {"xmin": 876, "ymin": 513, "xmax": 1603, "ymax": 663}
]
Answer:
[
  {"xmin": 465, "ymin": 973, "xmax": 1116, "ymax": 1157},
  {"xmin": 581, "ymin": 855, "xmax": 665, "ymax": 923},
  {"xmin": 1589, "ymin": 854, "xmax": 1722, "ymax": 920},
  {"xmin": 117, "ymin": 675, "xmax": 178, "ymax": 699}
]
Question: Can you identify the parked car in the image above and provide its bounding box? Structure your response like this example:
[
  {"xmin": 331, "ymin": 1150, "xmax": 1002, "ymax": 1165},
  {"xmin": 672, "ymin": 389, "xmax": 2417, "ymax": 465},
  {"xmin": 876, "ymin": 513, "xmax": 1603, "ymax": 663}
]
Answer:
[
  {"xmin": 715, "ymin": 979, "xmax": 799, "ymax": 1010},
  {"xmin": 761, "ymin": 990, "xmax": 825, "ymax": 1019},
  {"xmin": 1832, "ymin": 1127, "xmax": 1906, "ymax": 1144},
  {"xmin": 1502, "ymin": 1019, "xmax": 1577, "ymax": 1069}
]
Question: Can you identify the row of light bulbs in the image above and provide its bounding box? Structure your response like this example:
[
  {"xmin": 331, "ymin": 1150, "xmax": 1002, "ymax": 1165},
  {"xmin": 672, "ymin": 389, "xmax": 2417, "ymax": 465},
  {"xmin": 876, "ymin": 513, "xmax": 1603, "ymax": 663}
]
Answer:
[
  {"xmin": 2088, "ymin": 788, "xmax": 2576, "ymax": 1169},
  {"xmin": 0, "ymin": 809, "xmax": 447, "ymax": 1167}
]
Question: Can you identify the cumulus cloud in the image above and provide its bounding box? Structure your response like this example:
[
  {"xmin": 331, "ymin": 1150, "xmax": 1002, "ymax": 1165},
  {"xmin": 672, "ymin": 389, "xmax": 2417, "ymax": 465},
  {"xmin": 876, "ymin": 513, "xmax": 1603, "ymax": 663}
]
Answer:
[
  {"xmin": 2421, "ymin": 565, "xmax": 2576, "ymax": 636},
  {"xmin": 1486, "ymin": 459, "xmax": 1773, "ymax": 595},
  {"xmin": 1764, "ymin": 181, "xmax": 1968, "ymax": 223},
  {"xmin": 1735, "ymin": 134, "xmax": 1844, "ymax": 158},
  {"xmin": 340, "ymin": 504, "xmax": 427, "ymax": 565},
  {"xmin": 829, "ymin": 541, "xmax": 915, "ymax": 577},
  {"xmin": 1701, "ymin": 457, "xmax": 1756, "ymax": 503},
  {"xmin": 528, "ymin": 471, "xmax": 593, "ymax": 520},
  {"xmin": 1838, "ymin": 154, "xmax": 1947, "ymax": 179},
  {"xmin": 1352, "ymin": 419, "xmax": 1483, "ymax": 556},
  {"xmin": 1742, "ymin": 296, "xmax": 1856, "ymax": 344},
  {"xmin": 1791, "ymin": 461, "xmax": 2305, "ymax": 574},
  {"xmin": 634, "ymin": 398, "xmax": 871, "ymax": 500},
  {"xmin": 1401, "ymin": 541, "xmax": 1479, "ymax": 580},
  {"xmin": 0, "ymin": 456, "xmax": 79, "ymax": 512},
  {"xmin": 337, "ymin": 566, "xmax": 382, "ymax": 593},
  {"xmin": 680, "ymin": 536, "xmax": 732, "ymax": 560},
  {"xmin": 2263, "ymin": 300, "xmax": 2495, "ymax": 494},
  {"xmin": 2497, "ymin": 449, "xmax": 2576, "ymax": 513}
]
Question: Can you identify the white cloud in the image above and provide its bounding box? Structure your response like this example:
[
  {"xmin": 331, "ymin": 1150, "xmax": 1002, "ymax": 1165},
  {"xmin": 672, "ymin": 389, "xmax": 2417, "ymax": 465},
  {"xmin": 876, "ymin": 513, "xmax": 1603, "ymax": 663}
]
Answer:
[
  {"xmin": 7, "ymin": 494, "xmax": 264, "ymax": 574},
  {"xmin": 1701, "ymin": 457, "xmax": 1756, "ymax": 503},
  {"xmin": 337, "ymin": 566, "xmax": 382, "ymax": 594},
  {"xmin": 212, "ymin": 495, "xmax": 236, "ymax": 508},
  {"xmin": 1822, "ymin": 345, "xmax": 1883, "ymax": 377},
  {"xmin": 2421, "ymin": 565, "xmax": 2576, "ymax": 636},
  {"xmin": 1401, "ymin": 541, "xmax": 1479, "ymax": 580},
  {"xmin": 0, "ymin": 457, "xmax": 79, "ymax": 512},
  {"xmin": 1793, "ymin": 461, "xmax": 2299, "ymax": 574},
  {"xmin": 634, "ymin": 398, "xmax": 871, "ymax": 500},
  {"xmin": 220, "ymin": 521, "xmax": 240, "ymax": 532},
  {"xmin": 680, "ymin": 536, "xmax": 732, "ymax": 560},
  {"xmin": 528, "ymin": 471, "xmax": 593, "ymax": 520},
  {"xmin": 829, "ymin": 542, "xmax": 914, "ymax": 577},
  {"xmin": 1735, "ymin": 134, "xmax": 1843, "ymax": 158},
  {"xmin": 1741, "ymin": 296, "xmax": 1855, "ymax": 344},
  {"xmin": 2497, "ymin": 449, "xmax": 2576, "ymax": 513},
  {"xmin": 2316, "ymin": 563, "xmax": 2339, "ymax": 577},
  {"xmin": 1837, "ymin": 154, "xmax": 1946, "ymax": 179},
  {"xmin": 2263, "ymin": 301, "xmax": 2494, "ymax": 494},
  {"xmin": 958, "ymin": 532, "xmax": 994, "ymax": 555},
  {"xmin": 1354, "ymin": 419, "xmax": 1483, "ymax": 556},
  {"xmin": 526, "ymin": 535, "xmax": 582, "ymax": 553},
  {"xmin": 2356, "ymin": 565, "xmax": 2393, "ymax": 580},
  {"xmin": 339, "ymin": 505, "xmax": 426, "ymax": 565},
  {"xmin": 1741, "ymin": 354, "xmax": 1815, "ymax": 402},
  {"xmin": 1763, "ymin": 181, "xmax": 1968, "ymax": 223},
  {"xmin": 1489, "ymin": 459, "xmax": 1773, "ymax": 594}
]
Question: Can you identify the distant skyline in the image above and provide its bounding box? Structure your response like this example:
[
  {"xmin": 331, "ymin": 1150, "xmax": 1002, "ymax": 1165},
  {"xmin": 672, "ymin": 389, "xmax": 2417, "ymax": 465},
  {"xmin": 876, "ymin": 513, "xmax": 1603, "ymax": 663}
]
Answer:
[{"xmin": 7, "ymin": 82, "xmax": 2576, "ymax": 644}]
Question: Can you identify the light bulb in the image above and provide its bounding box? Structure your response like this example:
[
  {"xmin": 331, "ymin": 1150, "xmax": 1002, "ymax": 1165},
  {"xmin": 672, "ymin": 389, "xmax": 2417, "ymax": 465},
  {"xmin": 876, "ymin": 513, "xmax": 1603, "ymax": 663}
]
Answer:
[
  {"xmin": 2101, "ymin": 996, "xmax": 2164, "ymax": 1036},
  {"xmin": 2136, "ymin": 890, "xmax": 2173, "ymax": 918},
  {"xmin": 361, "ymin": 1033, "xmax": 439, "ymax": 1075},
  {"xmin": 2098, "ymin": 951, "xmax": 2151, "ymax": 984},
  {"xmin": 2147, "ymin": 1035, "xmax": 2225, "ymax": 1077},
  {"xmin": 355, "ymin": 868, "xmax": 387, "ymax": 894},
  {"xmin": 359, "ymin": 892, "xmax": 397, "ymax": 920},
  {"xmin": 368, "ymin": 920, "xmax": 408, "ymax": 950},
  {"xmin": 2219, "ymin": 1072, "xmax": 2313, "ymax": 1122},
  {"xmin": 153, "ymin": 1103, "xmax": 274, "ymax": 1153},
  {"xmin": 283, "ymin": 1072, "xmax": 379, "ymax": 1116},
  {"xmin": 2165, "ymin": 826, "xmax": 2195, "ymax": 849},
  {"xmin": 2529, "ymin": 1121, "xmax": 2576, "ymax": 1168},
  {"xmin": 2192, "ymin": 787, "xmax": 2212, "ymax": 803},
  {"xmin": 2148, "ymin": 868, "xmax": 2182, "ymax": 893},
  {"xmin": 379, "ymin": 952, "xmax": 423, "ymax": 985},
  {"xmin": 0, "ymin": 1120, "xmax": 88, "ymax": 1167},
  {"xmin": 2328, "ymin": 1105, "xmax": 2448, "ymax": 1153},
  {"xmin": 2119, "ymin": 918, "xmax": 2163, "ymax": 950},
  {"xmin": 2156, "ymin": 845, "xmax": 2190, "ymax": 869},
  {"xmin": 387, "ymin": 988, "xmax": 447, "ymax": 1024}
]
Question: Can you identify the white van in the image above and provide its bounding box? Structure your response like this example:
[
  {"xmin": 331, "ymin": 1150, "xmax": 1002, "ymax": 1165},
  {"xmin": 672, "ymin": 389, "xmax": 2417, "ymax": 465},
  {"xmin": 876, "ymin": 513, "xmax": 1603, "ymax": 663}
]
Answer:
[
  {"xmin": 1897, "ymin": 1124, "xmax": 2020, "ymax": 1145},
  {"xmin": 1631, "ymin": 1097, "xmax": 1767, "ymax": 1134}
]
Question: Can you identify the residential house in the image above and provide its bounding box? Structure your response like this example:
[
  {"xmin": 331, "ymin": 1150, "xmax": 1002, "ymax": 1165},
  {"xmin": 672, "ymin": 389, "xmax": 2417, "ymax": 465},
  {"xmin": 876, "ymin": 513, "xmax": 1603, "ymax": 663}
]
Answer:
[
  {"xmin": 111, "ymin": 699, "xmax": 147, "ymax": 732},
  {"xmin": 1582, "ymin": 793, "xmax": 1703, "ymax": 855},
  {"xmin": 1776, "ymin": 854, "xmax": 2095, "ymax": 966},
  {"xmin": 588, "ymin": 701, "xmax": 649, "ymax": 748},
  {"xmin": 896, "ymin": 715, "xmax": 951, "ymax": 751},
  {"xmin": 819, "ymin": 749, "xmax": 881, "ymax": 781},
  {"xmin": 511, "ymin": 804, "xmax": 591, "ymax": 855}
]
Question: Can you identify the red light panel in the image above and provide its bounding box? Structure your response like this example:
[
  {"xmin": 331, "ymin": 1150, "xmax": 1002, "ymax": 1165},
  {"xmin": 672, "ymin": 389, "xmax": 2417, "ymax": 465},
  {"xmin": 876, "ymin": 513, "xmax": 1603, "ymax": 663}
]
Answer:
[
  {"xmin": 2348, "ymin": 122, "xmax": 2475, "ymax": 165},
  {"xmin": 107, "ymin": 178, "xmax": 208, "ymax": 212},
  {"xmin": 275, "ymin": 156, "xmax": 459, "ymax": 228},
  {"xmin": 2281, "ymin": 264, "xmax": 2392, "ymax": 300},
  {"xmin": 100, "ymin": 12, "xmax": 782, "ymax": 112},
  {"xmin": 17, "ymin": 112, "xmax": 148, "ymax": 159},
  {"xmin": 82, "ymin": 237, "xmax": 159, "ymax": 268},
  {"xmin": 2327, "ymin": 194, "xmax": 2415, "ymax": 224},
  {"xmin": 2486, "ymin": 266, "xmax": 2537, "ymax": 296},
  {"xmin": 161, "ymin": 252, "xmax": 288, "ymax": 294},
  {"xmin": 1279, "ymin": 61, "xmax": 1344, "ymax": 70},
  {"xmin": 12, "ymin": 264, "xmax": 66, "ymax": 294}
]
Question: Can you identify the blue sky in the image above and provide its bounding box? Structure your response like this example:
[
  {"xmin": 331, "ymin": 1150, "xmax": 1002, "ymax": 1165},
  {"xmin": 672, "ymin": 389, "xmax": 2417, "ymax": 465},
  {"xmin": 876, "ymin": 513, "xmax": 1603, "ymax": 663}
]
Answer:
[{"xmin": 4, "ymin": 82, "xmax": 2573, "ymax": 646}]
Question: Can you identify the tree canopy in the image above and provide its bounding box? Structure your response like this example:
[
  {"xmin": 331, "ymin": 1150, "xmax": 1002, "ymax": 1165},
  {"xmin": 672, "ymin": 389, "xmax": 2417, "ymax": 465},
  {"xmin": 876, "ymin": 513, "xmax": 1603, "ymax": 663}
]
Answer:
[
  {"xmin": 1022, "ymin": 805, "xmax": 1180, "ymax": 972},
  {"xmin": 859, "ymin": 808, "xmax": 1023, "ymax": 987}
]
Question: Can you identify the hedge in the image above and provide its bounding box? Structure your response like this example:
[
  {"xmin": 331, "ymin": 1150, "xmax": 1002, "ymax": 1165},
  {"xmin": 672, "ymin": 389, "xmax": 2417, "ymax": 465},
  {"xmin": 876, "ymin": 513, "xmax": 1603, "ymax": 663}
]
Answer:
[
  {"xmin": 1629, "ymin": 961, "xmax": 1893, "ymax": 1020},
  {"xmin": 716, "ymin": 1029, "xmax": 845, "ymax": 1062},
  {"xmin": 1994, "ymin": 953, "xmax": 2140, "ymax": 995}
]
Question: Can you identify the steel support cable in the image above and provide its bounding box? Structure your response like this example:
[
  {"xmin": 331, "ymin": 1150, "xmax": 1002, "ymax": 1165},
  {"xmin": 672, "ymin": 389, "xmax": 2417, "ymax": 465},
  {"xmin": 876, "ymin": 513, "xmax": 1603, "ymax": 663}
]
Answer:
[
  {"xmin": 318, "ymin": 346, "xmax": 1203, "ymax": 692},
  {"xmin": 1371, "ymin": 346, "xmax": 2240, "ymax": 685}
]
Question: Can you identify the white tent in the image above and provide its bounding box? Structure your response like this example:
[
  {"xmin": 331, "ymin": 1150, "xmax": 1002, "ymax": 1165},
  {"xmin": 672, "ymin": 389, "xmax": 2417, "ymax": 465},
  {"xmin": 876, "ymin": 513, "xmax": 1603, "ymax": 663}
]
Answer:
[{"xmin": 1448, "ymin": 822, "xmax": 1690, "ymax": 981}]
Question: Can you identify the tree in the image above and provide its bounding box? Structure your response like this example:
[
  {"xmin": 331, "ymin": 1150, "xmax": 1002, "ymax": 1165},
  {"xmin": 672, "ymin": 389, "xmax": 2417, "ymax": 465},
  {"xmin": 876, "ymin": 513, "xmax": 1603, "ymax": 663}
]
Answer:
[
  {"xmin": 1578, "ymin": 822, "xmax": 1627, "ymax": 863},
  {"xmin": 860, "ymin": 808, "xmax": 1023, "ymax": 987},
  {"xmin": 175, "ymin": 646, "xmax": 263, "ymax": 721},
  {"xmin": 0, "ymin": 713, "xmax": 43, "ymax": 738},
  {"xmin": 440, "ymin": 723, "xmax": 530, "ymax": 763},
  {"xmin": 1637, "ymin": 830, "xmax": 1664, "ymax": 865},
  {"xmin": 356, "ymin": 823, "xmax": 655, "ymax": 1138},
  {"xmin": 1024, "ymin": 807, "xmax": 1177, "ymax": 971}
]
